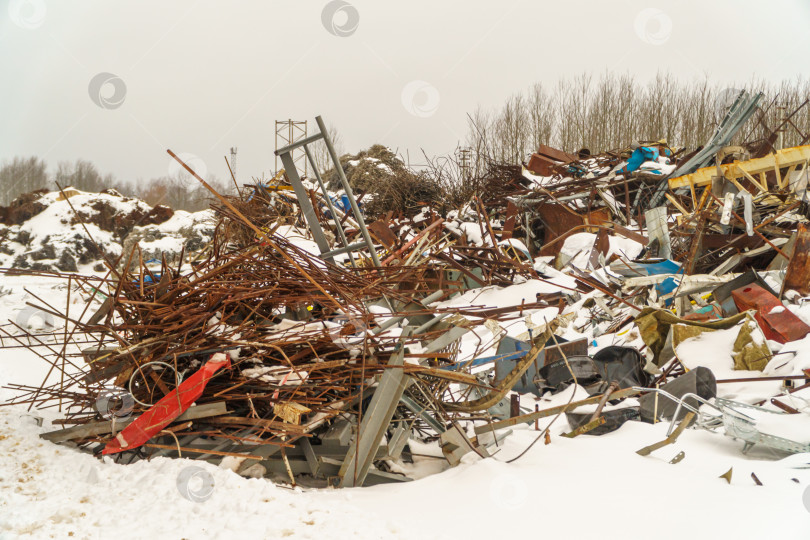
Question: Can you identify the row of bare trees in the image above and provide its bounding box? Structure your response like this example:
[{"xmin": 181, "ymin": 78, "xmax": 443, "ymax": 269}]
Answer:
[
  {"xmin": 0, "ymin": 157, "xmax": 233, "ymax": 211},
  {"xmin": 465, "ymin": 72, "xmax": 810, "ymax": 175},
  {"xmin": 0, "ymin": 123, "xmax": 345, "ymax": 210}
]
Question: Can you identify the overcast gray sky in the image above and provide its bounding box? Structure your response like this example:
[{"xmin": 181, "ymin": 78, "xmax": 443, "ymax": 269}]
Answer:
[{"xmin": 2, "ymin": 0, "xmax": 809, "ymax": 186}]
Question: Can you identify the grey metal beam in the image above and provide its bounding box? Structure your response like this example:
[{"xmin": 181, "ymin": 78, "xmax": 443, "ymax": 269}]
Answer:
[
  {"xmin": 41, "ymin": 401, "xmax": 228, "ymax": 443},
  {"xmin": 261, "ymin": 457, "xmax": 411, "ymax": 485},
  {"xmin": 278, "ymin": 151, "xmax": 333, "ymax": 258},
  {"xmin": 386, "ymin": 424, "xmax": 409, "ymax": 460},
  {"xmin": 412, "ymin": 313, "xmax": 450, "ymax": 334},
  {"xmin": 339, "ymin": 328, "xmax": 412, "ymax": 487},
  {"xmin": 423, "ymin": 326, "xmax": 470, "ymax": 354},
  {"xmin": 303, "ymin": 144, "xmax": 357, "ymax": 269},
  {"xmin": 299, "ymin": 437, "xmax": 321, "ymax": 477},
  {"xmin": 316, "ymin": 115, "xmax": 381, "ymax": 268},
  {"xmin": 371, "ymin": 289, "xmax": 445, "ymax": 336},
  {"xmin": 274, "ymin": 132, "xmax": 325, "ymax": 155}
]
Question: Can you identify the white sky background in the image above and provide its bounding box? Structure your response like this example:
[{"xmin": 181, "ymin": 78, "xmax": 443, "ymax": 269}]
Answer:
[{"xmin": 1, "ymin": 0, "xmax": 809, "ymax": 187}]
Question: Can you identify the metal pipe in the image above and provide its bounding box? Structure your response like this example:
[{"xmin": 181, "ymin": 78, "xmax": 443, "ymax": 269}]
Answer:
[
  {"xmin": 321, "ymin": 242, "xmax": 368, "ymax": 259},
  {"xmin": 589, "ymin": 381, "xmax": 619, "ymax": 422},
  {"xmin": 370, "ymin": 290, "xmax": 445, "ymax": 335},
  {"xmin": 412, "ymin": 313, "xmax": 450, "ymax": 334}
]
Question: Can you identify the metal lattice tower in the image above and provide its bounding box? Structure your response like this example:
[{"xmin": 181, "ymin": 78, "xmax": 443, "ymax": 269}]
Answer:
[{"xmin": 275, "ymin": 120, "xmax": 308, "ymax": 176}]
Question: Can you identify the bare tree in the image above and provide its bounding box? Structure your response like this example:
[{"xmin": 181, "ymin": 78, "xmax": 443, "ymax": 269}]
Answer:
[
  {"xmin": 0, "ymin": 156, "xmax": 48, "ymax": 205},
  {"xmin": 528, "ymin": 82, "xmax": 556, "ymax": 152},
  {"xmin": 311, "ymin": 123, "xmax": 345, "ymax": 176},
  {"xmin": 464, "ymin": 106, "xmax": 493, "ymax": 177},
  {"xmin": 465, "ymin": 72, "xmax": 810, "ymax": 158},
  {"xmin": 54, "ymin": 159, "xmax": 106, "ymax": 192}
]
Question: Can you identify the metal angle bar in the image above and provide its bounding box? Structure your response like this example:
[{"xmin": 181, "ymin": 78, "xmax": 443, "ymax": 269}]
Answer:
[
  {"xmin": 316, "ymin": 115, "xmax": 381, "ymax": 268},
  {"xmin": 150, "ymin": 434, "xmax": 199, "ymax": 458},
  {"xmin": 303, "ymin": 144, "xmax": 357, "ymax": 269},
  {"xmin": 474, "ymin": 387, "xmax": 642, "ymax": 435},
  {"xmin": 412, "ymin": 313, "xmax": 450, "ymax": 334},
  {"xmin": 386, "ymin": 424, "xmax": 410, "ymax": 460},
  {"xmin": 339, "ymin": 328, "xmax": 412, "ymax": 487},
  {"xmin": 278, "ymin": 152, "xmax": 333, "ymax": 258},
  {"xmin": 299, "ymin": 437, "xmax": 321, "ymax": 477},
  {"xmin": 648, "ymin": 91, "xmax": 763, "ymax": 209},
  {"xmin": 40, "ymin": 401, "xmax": 229, "ymax": 443},
  {"xmin": 274, "ymin": 133, "xmax": 324, "ymax": 156},
  {"xmin": 399, "ymin": 393, "xmax": 446, "ymax": 433}
]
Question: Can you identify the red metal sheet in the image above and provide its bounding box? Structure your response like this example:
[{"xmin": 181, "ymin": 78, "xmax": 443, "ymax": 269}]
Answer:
[
  {"xmin": 102, "ymin": 354, "xmax": 231, "ymax": 455},
  {"xmin": 536, "ymin": 144, "xmax": 578, "ymax": 163},
  {"xmin": 731, "ymin": 283, "xmax": 810, "ymax": 343}
]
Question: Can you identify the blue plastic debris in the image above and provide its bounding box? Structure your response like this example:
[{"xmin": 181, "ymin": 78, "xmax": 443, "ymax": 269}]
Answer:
[{"xmin": 618, "ymin": 146, "xmax": 660, "ymax": 175}]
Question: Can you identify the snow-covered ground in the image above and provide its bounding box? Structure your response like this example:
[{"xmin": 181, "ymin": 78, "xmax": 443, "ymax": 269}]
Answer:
[{"xmin": 3, "ymin": 274, "xmax": 810, "ymax": 539}]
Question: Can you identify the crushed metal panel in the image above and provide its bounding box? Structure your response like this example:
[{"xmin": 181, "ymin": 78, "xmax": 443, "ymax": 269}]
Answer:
[
  {"xmin": 526, "ymin": 145, "xmax": 577, "ymax": 176},
  {"xmin": 536, "ymin": 204, "xmax": 611, "ymax": 256},
  {"xmin": 368, "ymin": 219, "xmax": 398, "ymax": 250},
  {"xmin": 645, "ymin": 207, "xmax": 671, "ymax": 260},
  {"xmin": 781, "ymin": 224, "xmax": 810, "ymax": 296}
]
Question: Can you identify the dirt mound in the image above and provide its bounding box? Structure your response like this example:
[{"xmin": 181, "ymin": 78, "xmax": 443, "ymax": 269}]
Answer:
[
  {"xmin": 0, "ymin": 188, "xmax": 212, "ymax": 273},
  {"xmin": 0, "ymin": 189, "xmax": 49, "ymax": 226},
  {"xmin": 72, "ymin": 199, "xmax": 174, "ymax": 237}
]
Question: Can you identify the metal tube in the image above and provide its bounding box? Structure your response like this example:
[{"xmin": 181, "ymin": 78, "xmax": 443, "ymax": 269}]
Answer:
[
  {"xmin": 412, "ymin": 313, "xmax": 450, "ymax": 334},
  {"xmin": 320, "ymin": 242, "xmax": 368, "ymax": 259},
  {"xmin": 370, "ymin": 290, "xmax": 446, "ymax": 336}
]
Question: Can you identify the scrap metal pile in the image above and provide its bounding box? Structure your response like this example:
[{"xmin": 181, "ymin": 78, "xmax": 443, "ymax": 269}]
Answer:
[{"xmin": 4, "ymin": 93, "xmax": 810, "ymax": 486}]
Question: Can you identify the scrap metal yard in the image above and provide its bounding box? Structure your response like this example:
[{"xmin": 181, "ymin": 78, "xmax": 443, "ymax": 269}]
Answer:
[{"xmin": 2, "ymin": 2, "xmax": 810, "ymax": 539}]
